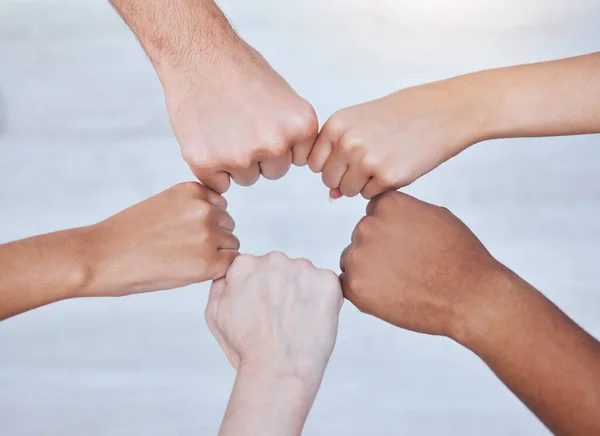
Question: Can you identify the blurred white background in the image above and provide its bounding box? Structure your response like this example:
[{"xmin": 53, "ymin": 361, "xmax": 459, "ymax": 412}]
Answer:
[{"xmin": 0, "ymin": 0, "xmax": 599, "ymax": 434}]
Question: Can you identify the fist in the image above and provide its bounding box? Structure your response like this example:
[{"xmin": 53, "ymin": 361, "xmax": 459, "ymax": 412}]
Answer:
[
  {"xmin": 89, "ymin": 182, "xmax": 239, "ymax": 297},
  {"xmin": 340, "ymin": 192, "xmax": 500, "ymax": 339},
  {"xmin": 205, "ymin": 252, "xmax": 343, "ymax": 381},
  {"xmin": 308, "ymin": 80, "xmax": 479, "ymax": 199},
  {"xmin": 163, "ymin": 42, "xmax": 318, "ymax": 193}
]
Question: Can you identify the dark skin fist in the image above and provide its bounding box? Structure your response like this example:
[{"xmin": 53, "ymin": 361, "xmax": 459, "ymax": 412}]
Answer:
[{"xmin": 340, "ymin": 191, "xmax": 501, "ymax": 339}]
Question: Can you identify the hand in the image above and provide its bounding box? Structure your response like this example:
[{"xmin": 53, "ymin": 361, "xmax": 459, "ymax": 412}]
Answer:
[
  {"xmin": 160, "ymin": 38, "xmax": 318, "ymax": 193},
  {"xmin": 86, "ymin": 182, "xmax": 239, "ymax": 297},
  {"xmin": 340, "ymin": 191, "xmax": 501, "ymax": 339},
  {"xmin": 205, "ymin": 252, "xmax": 343, "ymax": 382},
  {"xmin": 308, "ymin": 78, "xmax": 484, "ymax": 199}
]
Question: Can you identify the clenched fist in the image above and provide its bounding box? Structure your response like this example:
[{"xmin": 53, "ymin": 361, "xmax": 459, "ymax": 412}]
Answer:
[
  {"xmin": 205, "ymin": 252, "xmax": 343, "ymax": 381},
  {"xmin": 309, "ymin": 79, "xmax": 482, "ymax": 199},
  {"xmin": 87, "ymin": 182, "xmax": 239, "ymax": 297},
  {"xmin": 340, "ymin": 191, "xmax": 500, "ymax": 339},
  {"xmin": 161, "ymin": 41, "xmax": 318, "ymax": 193}
]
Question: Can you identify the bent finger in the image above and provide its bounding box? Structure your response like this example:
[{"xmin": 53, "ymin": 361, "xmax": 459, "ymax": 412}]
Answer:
[{"xmin": 260, "ymin": 151, "xmax": 293, "ymax": 180}]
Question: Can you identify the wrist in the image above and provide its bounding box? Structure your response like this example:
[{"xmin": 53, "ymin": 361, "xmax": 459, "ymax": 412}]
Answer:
[
  {"xmin": 450, "ymin": 264, "xmax": 535, "ymax": 354},
  {"xmin": 72, "ymin": 223, "xmax": 119, "ymax": 299},
  {"xmin": 221, "ymin": 364, "xmax": 321, "ymax": 436},
  {"xmin": 57, "ymin": 226, "xmax": 99, "ymax": 300},
  {"xmin": 435, "ymin": 70, "xmax": 506, "ymax": 148}
]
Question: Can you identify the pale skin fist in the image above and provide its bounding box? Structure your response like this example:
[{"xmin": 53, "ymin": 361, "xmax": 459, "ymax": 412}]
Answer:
[
  {"xmin": 308, "ymin": 80, "xmax": 481, "ymax": 199},
  {"xmin": 163, "ymin": 41, "xmax": 318, "ymax": 193},
  {"xmin": 87, "ymin": 182, "xmax": 239, "ymax": 297},
  {"xmin": 205, "ymin": 252, "xmax": 344, "ymax": 381},
  {"xmin": 340, "ymin": 192, "xmax": 501, "ymax": 339}
]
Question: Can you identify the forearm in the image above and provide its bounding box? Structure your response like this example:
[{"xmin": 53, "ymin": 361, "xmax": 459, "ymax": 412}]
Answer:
[
  {"xmin": 219, "ymin": 366, "xmax": 321, "ymax": 436},
  {"xmin": 453, "ymin": 52, "xmax": 600, "ymax": 142},
  {"xmin": 457, "ymin": 267, "xmax": 600, "ymax": 436},
  {"xmin": 109, "ymin": 0, "xmax": 240, "ymax": 75},
  {"xmin": 0, "ymin": 228, "xmax": 94, "ymax": 320}
]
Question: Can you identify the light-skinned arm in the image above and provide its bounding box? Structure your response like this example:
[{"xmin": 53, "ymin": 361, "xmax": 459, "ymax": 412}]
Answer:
[
  {"xmin": 205, "ymin": 252, "xmax": 344, "ymax": 436},
  {"xmin": 308, "ymin": 52, "xmax": 600, "ymax": 199},
  {"xmin": 0, "ymin": 182, "xmax": 239, "ymax": 321},
  {"xmin": 109, "ymin": 0, "xmax": 318, "ymax": 193},
  {"xmin": 340, "ymin": 192, "xmax": 600, "ymax": 436}
]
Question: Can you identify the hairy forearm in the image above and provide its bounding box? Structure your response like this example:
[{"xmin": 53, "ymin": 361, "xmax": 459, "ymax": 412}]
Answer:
[
  {"xmin": 454, "ymin": 52, "xmax": 600, "ymax": 142},
  {"xmin": 457, "ymin": 268, "xmax": 600, "ymax": 436},
  {"xmin": 219, "ymin": 366, "xmax": 321, "ymax": 436},
  {"xmin": 109, "ymin": 0, "xmax": 239, "ymax": 71},
  {"xmin": 0, "ymin": 228, "xmax": 95, "ymax": 320}
]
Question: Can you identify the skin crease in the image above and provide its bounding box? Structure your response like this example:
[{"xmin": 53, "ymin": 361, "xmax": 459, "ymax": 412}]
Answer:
[
  {"xmin": 109, "ymin": 0, "xmax": 319, "ymax": 193},
  {"xmin": 205, "ymin": 252, "xmax": 343, "ymax": 436},
  {"xmin": 311, "ymin": 52, "xmax": 600, "ymax": 199},
  {"xmin": 340, "ymin": 191, "xmax": 600, "ymax": 436},
  {"xmin": 0, "ymin": 182, "xmax": 239, "ymax": 321}
]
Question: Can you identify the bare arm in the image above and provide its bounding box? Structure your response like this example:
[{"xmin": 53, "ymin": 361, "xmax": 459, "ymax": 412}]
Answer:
[
  {"xmin": 0, "ymin": 183, "xmax": 238, "ymax": 321},
  {"xmin": 470, "ymin": 52, "xmax": 600, "ymax": 139},
  {"xmin": 109, "ymin": 0, "xmax": 318, "ymax": 193},
  {"xmin": 0, "ymin": 228, "xmax": 93, "ymax": 320},
  {"xmin": 458, "ymin": 268, "xmax": 600, "ymax": 436},
  {"xmin": 219, "ymin": 369, "xmax": 319, "ymax": 436},
  {"xmin": 205, "ymin": 253, "xmax": 343, "ymax": 436},
  {"xmin": 341, "ymin": 192, "xmax": 600, "ymax": 435},
  {"xmin": 310, "ymin": 52, "xmax": 600, "ymax": 199}
]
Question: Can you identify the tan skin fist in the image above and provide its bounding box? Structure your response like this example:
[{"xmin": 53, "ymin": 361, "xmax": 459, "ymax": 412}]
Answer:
[
  {"xmin": 340, "ymin": 192, "xmax": 501, "ymax": 339},
  {"xmin": 308, "ymin": 80, "xmax": 481, "ymax": 199},
  {"xmin": 86, "ymin": 182, "xmax": 240, "ymax": 297}
]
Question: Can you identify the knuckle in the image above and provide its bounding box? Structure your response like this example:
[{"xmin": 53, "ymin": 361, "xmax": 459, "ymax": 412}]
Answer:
[
  {"xmin": 232, "ymin": 154, "xmax": 254, "ymax": 169},
  {"xmin": 354, "ymin": 216, "xmax": 376, "ymax": 241},
  {"xmin": 339, "ymin": 131, "xmax": 363, "ymax": 152},
  {"xmin": 227, "ymin": 254, "xmax": 253, "ymax": 276},
  {"xmin": 258, "ymin": 130, "xmax": 289, "ymax": 156},
  {"xmin": 266, "ymin": 251, "xmax": 289, "ymax": 263},
  {"xmin": 295, "ymin": 257, "xmax": 314, "ymax": 269},
  {"xmin": 172, "ymin": 181, "xmax": 201, "ymax": 194},
  {"xmin": 377, "ymin": 169, "xmax": 398, "ymax": 187},
  {"xmin": 289, "ymin": 102, "xmax": 318, "ymax": 138},
  {"xmin": 369, "ymin": 191, "xmax": 397, "ymax": 214},
  {"xmin": 182, "ymin": 148, "xmax": 213, "ymax": 169},
  {"xmin": 324, "ymin": 111, "xmax": 348, "ymax": 137}
]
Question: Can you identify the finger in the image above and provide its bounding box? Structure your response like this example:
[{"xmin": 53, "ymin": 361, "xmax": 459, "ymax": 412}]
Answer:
[
  {"xmin": 339, "ymin": 165, "xmax": 371, "ymax": 198},
  {"xmin": 229, "ymin": 162, "xmax": 261, "ymax": 187},
  {"xmin": 307, "ymin": 134, "xmax": 333, "ymax": 173},
  {"xmin": 291, "ymin": 134, "xmax": 317, "ymax": 167},
  {"xmin": 214, "ymin": 250, "xmax": 240, "ymax": 280},
  {"xmin": 339, "ymin": 245, "xmax": 352, "ymax": 273},
  {"xmin": 217, "ymin": 228, "xmax": 241, "ymax": 251},
  {"xmin": 192, "ymin": 167, "xmax": 231, "ymax": 194},
  {"xmin": 200, "ymin": 187, "xmax": 228, "ymax": 209},
  {"xmin": 259, "ymin": 150, "xmax": 293, "ymax": 180},
  {"xmin": 362, "ymin": 177, "xmax": 389, "ymax": 200},
  {"xmin": 321, "ymin": 149, "xmax": 348, "ymax": 190},
  {"xmin": 329, "ymin": 188, "xmax": 343, "ymax": 200},
  {"xmin": 214, "ymin": 208, "xmax": 235, "ymax": 231},
  {"xmin": 339, "ymin": 272, "xmax": 351, "ymax": 299}
]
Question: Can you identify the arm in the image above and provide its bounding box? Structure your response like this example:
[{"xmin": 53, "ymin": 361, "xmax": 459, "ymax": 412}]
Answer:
[
  {"xmin": 220, "ymin": 369, "xmax": 319, "ymax": 436},
  {"xmin": 340, "ymin": 192, "xmax": 600, "ymax": 436},
  {"xmin": 0, "ymin": 182, "xmax": 239, "ymax": 321},
  {"xmin": 109, "ymin": 0, "xmax": 318, "ymax": 193},
  {"xmin": 205, "ymin": 252, "xmax": 343, "ymax": 436},
  {"xmin": 458, "ymin": 268, "xmax": 600, "ymax": 436},
  {"xmin": 0, "ymin": 228, "xmax": 93, "ymax": 320},
  {"xmin": 308, "ymin": 52, "xmax": 600, "ymax": 199}
]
